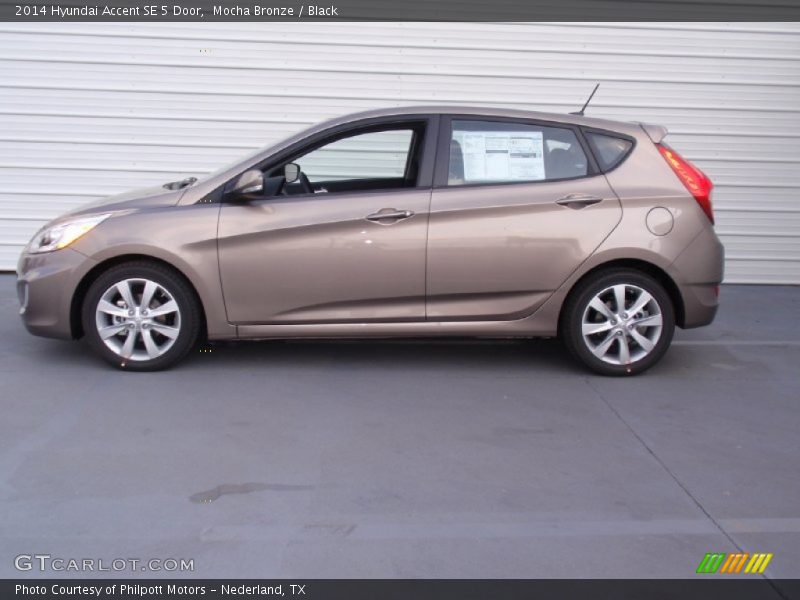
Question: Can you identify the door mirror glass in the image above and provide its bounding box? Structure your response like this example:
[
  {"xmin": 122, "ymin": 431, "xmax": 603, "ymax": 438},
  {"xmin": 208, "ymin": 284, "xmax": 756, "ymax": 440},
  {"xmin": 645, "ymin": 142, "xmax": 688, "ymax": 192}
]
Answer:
[
  {"xmin": 284, "ymin": 163, "xmax": 300, "ymax": 184},
  {"xmin": 231, "ymin": 169, "xmax": 264, "ymax": 196}
]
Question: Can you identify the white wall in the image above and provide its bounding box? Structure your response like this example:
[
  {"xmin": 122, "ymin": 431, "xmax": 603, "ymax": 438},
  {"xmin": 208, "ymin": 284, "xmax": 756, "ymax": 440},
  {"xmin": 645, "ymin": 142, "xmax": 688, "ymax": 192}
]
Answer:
[{"xmin": 1, "ymin": 22, "xmax": 798, "ymax": 282}]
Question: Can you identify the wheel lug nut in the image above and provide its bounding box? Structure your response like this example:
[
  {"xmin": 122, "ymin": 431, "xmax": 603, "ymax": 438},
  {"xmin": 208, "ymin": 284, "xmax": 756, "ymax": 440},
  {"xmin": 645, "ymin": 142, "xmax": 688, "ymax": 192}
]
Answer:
[
  {"xmin": 622, "ymin": 312, "xmax": 628, "ymax": 319},
  {"xmin": 128, "ymin": 309, "xmax": 135, "ymax": 316},
  {"xmin": 141, "ymin": 310, "xmax": 148, "ymax": 316}
]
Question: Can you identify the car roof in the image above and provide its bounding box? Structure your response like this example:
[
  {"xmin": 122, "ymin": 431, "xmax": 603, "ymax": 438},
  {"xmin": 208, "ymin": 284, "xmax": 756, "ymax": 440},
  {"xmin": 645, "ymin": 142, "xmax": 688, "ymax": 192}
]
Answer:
[{"xmin": 318, "ymin": 105, "xmax": 647, "ymax": 137}]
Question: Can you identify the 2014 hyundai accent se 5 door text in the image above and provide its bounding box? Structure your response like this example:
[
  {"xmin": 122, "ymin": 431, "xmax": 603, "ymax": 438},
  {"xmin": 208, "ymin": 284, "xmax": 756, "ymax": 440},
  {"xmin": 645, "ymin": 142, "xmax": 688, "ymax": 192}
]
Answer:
[{"xmin": 16, "ymin": 106, "xmax": 724, "ymax": 374}]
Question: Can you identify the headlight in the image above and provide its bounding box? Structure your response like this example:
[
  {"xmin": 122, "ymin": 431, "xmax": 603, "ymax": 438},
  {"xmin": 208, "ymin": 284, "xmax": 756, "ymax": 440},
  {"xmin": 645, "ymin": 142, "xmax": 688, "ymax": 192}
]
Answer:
[{"xmin": 27, "ymin": 213, "xmax": 111, "ymax": 254}]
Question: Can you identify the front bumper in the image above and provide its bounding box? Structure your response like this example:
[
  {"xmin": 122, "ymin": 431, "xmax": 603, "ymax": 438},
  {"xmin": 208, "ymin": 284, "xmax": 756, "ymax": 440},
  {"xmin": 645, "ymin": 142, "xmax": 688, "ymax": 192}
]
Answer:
[{"xmin": 16, "ymin": 248, "xmax": 95, "ymax": 340}]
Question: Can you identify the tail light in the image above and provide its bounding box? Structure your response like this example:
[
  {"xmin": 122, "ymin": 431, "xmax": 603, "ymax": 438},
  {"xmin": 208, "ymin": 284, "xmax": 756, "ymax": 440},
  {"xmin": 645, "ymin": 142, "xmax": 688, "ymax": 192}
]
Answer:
[{"xmin": 656, "ymin": 143, "xmax": 714, "ymax": 224}]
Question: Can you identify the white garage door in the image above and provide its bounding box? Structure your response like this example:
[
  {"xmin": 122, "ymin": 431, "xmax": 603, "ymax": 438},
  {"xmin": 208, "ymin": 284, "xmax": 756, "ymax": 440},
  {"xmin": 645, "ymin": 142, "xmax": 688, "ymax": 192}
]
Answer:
[{"xmin": 1, "ymin": 22, "xmax": 798, "ymax": 283}]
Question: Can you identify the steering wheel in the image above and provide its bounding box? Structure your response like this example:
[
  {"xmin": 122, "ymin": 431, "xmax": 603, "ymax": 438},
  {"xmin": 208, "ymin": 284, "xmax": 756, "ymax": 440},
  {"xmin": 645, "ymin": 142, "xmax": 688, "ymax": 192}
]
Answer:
[
  {"xmin": 298, "ymin": 171, "xmax": 313, "ymax": 194},
  {"xmin": 282, "ymin": 169, "xmax": 314, "ymax": 196}
]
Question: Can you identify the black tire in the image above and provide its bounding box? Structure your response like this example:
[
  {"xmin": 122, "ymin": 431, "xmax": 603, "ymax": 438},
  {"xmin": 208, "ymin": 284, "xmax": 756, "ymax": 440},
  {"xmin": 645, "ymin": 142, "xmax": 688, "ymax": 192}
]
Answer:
[
  {"xmin": 81, "ymin": 261, "xmax": 201, "ymax": 371},
  {"xmin": 561, "ymin": 269, "xmax": 675, "ymax": 376}
]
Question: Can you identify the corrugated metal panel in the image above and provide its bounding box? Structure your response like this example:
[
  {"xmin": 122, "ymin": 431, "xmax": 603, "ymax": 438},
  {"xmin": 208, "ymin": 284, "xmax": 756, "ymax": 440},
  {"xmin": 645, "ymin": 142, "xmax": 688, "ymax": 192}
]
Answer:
[{"xmin": 0, "ymin": 22, "xmax": 798, "ymax": 282}]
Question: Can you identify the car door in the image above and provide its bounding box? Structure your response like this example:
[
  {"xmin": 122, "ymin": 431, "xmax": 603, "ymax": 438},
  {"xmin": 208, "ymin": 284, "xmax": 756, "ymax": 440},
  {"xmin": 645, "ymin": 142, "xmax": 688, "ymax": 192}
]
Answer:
[
  {"xmin": 217, "ymin": 117, "xmax": 437, "ymax": 324},
  {"xmin": 426, "ymin": 116, "xmax": 622, "ymax": 320}
]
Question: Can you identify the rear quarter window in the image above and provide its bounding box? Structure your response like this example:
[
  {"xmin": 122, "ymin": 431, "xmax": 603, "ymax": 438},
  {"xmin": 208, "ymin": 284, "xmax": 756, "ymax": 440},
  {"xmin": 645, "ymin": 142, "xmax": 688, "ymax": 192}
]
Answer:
[{"xmin": 584, "ymin": 131, "xmax": 634, "ymax": 172}]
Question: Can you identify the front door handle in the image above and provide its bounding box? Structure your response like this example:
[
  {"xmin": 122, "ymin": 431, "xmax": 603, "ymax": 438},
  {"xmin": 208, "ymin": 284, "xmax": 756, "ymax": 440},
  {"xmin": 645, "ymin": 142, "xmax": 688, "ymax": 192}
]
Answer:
[
  {"xmin": 365, "ymin": 208, "xmax": 415, "ymax": 223},
  {"xmin": 556, "ymin": 194, "xmax": 603, "ymax": 209}
]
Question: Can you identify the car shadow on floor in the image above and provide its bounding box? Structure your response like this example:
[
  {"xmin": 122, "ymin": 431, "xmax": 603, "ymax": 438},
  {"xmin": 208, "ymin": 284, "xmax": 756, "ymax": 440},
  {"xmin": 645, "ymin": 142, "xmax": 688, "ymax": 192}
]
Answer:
[
  {"xmin": 176, "ymin": 337, "xmax": 660, "ymax": 379},
  {"xmin": 14, "ymin": 323, "xmax": 687, "ymax": 378}
]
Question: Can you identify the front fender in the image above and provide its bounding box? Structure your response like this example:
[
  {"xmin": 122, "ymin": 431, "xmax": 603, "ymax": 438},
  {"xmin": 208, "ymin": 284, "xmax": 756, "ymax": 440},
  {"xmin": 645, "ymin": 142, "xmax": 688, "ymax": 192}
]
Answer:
[{"xmin": 69, "ymin": 204, "xmax": 235, "ymax": 339}]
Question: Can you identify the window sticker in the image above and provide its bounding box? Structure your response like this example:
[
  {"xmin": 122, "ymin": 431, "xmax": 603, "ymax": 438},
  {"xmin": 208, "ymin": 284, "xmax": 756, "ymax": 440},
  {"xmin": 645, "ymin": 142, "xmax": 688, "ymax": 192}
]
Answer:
[{"xmin": 455, "ymin": 130, "xmax": 545, "ymax": 183}]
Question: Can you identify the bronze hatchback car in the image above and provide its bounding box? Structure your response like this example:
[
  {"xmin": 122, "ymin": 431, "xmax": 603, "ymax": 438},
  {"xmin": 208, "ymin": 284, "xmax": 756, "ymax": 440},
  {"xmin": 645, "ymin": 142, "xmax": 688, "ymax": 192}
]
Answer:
[{"xmin": 17, "ymin": 106, "xmax": 723, "ymax": 374}]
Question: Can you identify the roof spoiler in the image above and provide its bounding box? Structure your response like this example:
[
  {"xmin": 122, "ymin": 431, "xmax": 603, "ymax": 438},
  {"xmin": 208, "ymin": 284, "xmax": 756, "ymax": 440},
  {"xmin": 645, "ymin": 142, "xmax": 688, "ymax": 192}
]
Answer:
[{"xmin": 635, "ymin": 122, "xmax": 668, "ymax": 144}]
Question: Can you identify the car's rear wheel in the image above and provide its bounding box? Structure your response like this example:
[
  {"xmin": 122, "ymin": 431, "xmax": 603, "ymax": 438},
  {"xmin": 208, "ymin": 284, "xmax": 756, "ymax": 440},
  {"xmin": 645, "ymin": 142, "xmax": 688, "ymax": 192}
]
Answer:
[
  {"xmin": 82, "ymin": 261, "xmax": 200, "ymax": 371},
  {"xmin": 561, "ymin": 269, "xmax": 675, "ymax": 376}
]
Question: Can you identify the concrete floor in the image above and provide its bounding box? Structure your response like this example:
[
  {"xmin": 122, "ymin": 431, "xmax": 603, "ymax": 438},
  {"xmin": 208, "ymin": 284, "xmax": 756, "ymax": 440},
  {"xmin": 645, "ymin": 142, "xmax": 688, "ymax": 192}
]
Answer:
[{"xmin": 0, "ymin": 276, "xmax": 798, "ymax": 586}]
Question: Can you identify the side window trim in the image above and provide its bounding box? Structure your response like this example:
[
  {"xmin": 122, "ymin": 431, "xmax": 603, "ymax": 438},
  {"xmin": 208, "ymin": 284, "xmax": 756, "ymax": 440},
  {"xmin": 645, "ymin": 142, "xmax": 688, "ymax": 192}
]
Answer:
[
  {"xmin": 248, "ymin": 115, "xmax": 440, "ymax": 199},
  {"xmin": 433, "ymin": 114, "xmax": 600, "ymax": 188}
]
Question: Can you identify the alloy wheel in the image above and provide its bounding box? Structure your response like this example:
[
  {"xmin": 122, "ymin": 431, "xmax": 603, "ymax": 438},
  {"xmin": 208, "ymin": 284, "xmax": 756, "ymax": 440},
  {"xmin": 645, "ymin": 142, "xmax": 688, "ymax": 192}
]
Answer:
[
  {"xmin": 94, "ymin": 278, "xmax": 182, "ymax": 362},
  {"xmin": 580, "ymin": 283, "xmax": 663, "ymax": 366}
]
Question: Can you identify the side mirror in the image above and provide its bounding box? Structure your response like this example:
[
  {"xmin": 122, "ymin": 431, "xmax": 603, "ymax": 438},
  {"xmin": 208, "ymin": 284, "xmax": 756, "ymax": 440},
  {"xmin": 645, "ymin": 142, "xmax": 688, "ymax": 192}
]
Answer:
[
  {"xmin": 284, "ymin": 163, "xmax": 300, "ymax": 184},
  {"xmin": 230, "ymin": 169, "xmax": 264, "ymax": 197}
]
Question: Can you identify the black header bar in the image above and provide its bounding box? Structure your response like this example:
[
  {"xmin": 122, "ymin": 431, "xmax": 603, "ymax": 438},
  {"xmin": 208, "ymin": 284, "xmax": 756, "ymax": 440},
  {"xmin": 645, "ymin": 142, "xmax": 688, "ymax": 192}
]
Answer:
[{"xmin": 3, "ymin": 0, "xmax": 800, "ymax": 21}]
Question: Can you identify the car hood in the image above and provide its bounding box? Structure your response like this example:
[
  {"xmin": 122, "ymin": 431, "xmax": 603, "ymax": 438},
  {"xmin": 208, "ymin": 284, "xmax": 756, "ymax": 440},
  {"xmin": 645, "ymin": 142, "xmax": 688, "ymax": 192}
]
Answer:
[{"xmin": 63, "ymin": 184, "xmax": 184, "ymax": 219}]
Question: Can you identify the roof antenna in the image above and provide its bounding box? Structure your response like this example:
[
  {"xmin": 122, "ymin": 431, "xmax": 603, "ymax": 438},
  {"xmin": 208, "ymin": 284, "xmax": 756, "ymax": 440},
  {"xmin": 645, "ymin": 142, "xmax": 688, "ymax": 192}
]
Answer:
[{"xmin": 570, "ymin": 83, "xmax": 600, "ymax": 116}]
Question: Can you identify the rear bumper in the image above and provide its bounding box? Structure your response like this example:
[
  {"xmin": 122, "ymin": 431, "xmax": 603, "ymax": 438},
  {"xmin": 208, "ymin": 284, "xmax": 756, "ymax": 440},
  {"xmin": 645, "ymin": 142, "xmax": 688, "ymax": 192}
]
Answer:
[
  {"xmin": 669, "ymin": 226, "xmax": 725, "ymax": 329},
  {"xmin": 16, "ymin": 248, "xmax": 95, "ymax": 340},
  {"xmin": 679, "ymin": 283, "xmax": 720, "ymax": 329}
]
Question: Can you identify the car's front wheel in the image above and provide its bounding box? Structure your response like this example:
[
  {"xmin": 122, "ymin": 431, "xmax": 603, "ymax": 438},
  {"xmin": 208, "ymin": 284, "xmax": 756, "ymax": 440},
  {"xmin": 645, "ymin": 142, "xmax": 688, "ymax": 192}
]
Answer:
[
  {"xmin": 561, "ymin": 269, "xmax": 675, "ymax": 376},
  {"xmin": 82, "ymin": 261, "xmax": 200, "ymax": 371}
]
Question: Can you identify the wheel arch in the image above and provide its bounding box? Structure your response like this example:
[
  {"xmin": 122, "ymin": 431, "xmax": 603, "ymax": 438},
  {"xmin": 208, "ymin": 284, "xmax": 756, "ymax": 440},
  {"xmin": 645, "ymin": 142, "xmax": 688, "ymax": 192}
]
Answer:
[
  {"xmin": 70, "ymin": 254, "xmax": 208, "ymax": 339},
  {"xmin": 557, "ymin": 258, "xmax": 685, "ymax": 333}
]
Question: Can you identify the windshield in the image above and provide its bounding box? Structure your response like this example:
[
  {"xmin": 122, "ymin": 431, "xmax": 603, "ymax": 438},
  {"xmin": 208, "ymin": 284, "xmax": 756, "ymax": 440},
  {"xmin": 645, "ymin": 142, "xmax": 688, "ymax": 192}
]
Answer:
[
  {"xmin": 190, "ymin": 121, "xmax": 330, "ymax": 186},
  {"xmin": 197, "ymin": 146, "xmax": 267, "ymax": 183}
]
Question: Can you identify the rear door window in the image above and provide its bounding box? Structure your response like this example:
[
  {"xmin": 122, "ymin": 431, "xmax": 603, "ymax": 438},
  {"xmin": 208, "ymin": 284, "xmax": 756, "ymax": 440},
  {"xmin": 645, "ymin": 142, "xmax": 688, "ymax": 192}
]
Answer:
[{"xmin": 448, "ymin": 119, "xmax": 589, "ymax": 186}]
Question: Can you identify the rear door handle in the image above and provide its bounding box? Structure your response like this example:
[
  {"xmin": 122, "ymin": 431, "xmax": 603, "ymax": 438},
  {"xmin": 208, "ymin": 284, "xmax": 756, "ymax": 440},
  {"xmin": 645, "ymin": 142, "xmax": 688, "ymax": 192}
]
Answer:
[
  {"xmin": 556, "ymin": 194, "xmax": 603, "ymax": 208},
  {"xmin": 365, "ymin": 209, "xmax": 415, "ymax": 223}
]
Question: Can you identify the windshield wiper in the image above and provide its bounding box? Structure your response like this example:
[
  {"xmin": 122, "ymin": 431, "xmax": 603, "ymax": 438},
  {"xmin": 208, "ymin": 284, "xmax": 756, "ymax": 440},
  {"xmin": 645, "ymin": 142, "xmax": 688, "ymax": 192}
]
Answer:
[{"xmin": 163, "ymin": 176, "xmax": 197, "ymax": 190}]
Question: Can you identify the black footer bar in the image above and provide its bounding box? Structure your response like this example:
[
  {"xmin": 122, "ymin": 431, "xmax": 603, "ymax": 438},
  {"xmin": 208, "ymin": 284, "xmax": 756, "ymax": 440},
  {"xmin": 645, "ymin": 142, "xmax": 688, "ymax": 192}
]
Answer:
[{"xmin": 5, "ymin": 579, "xmax": 800, "ymax": 600}]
